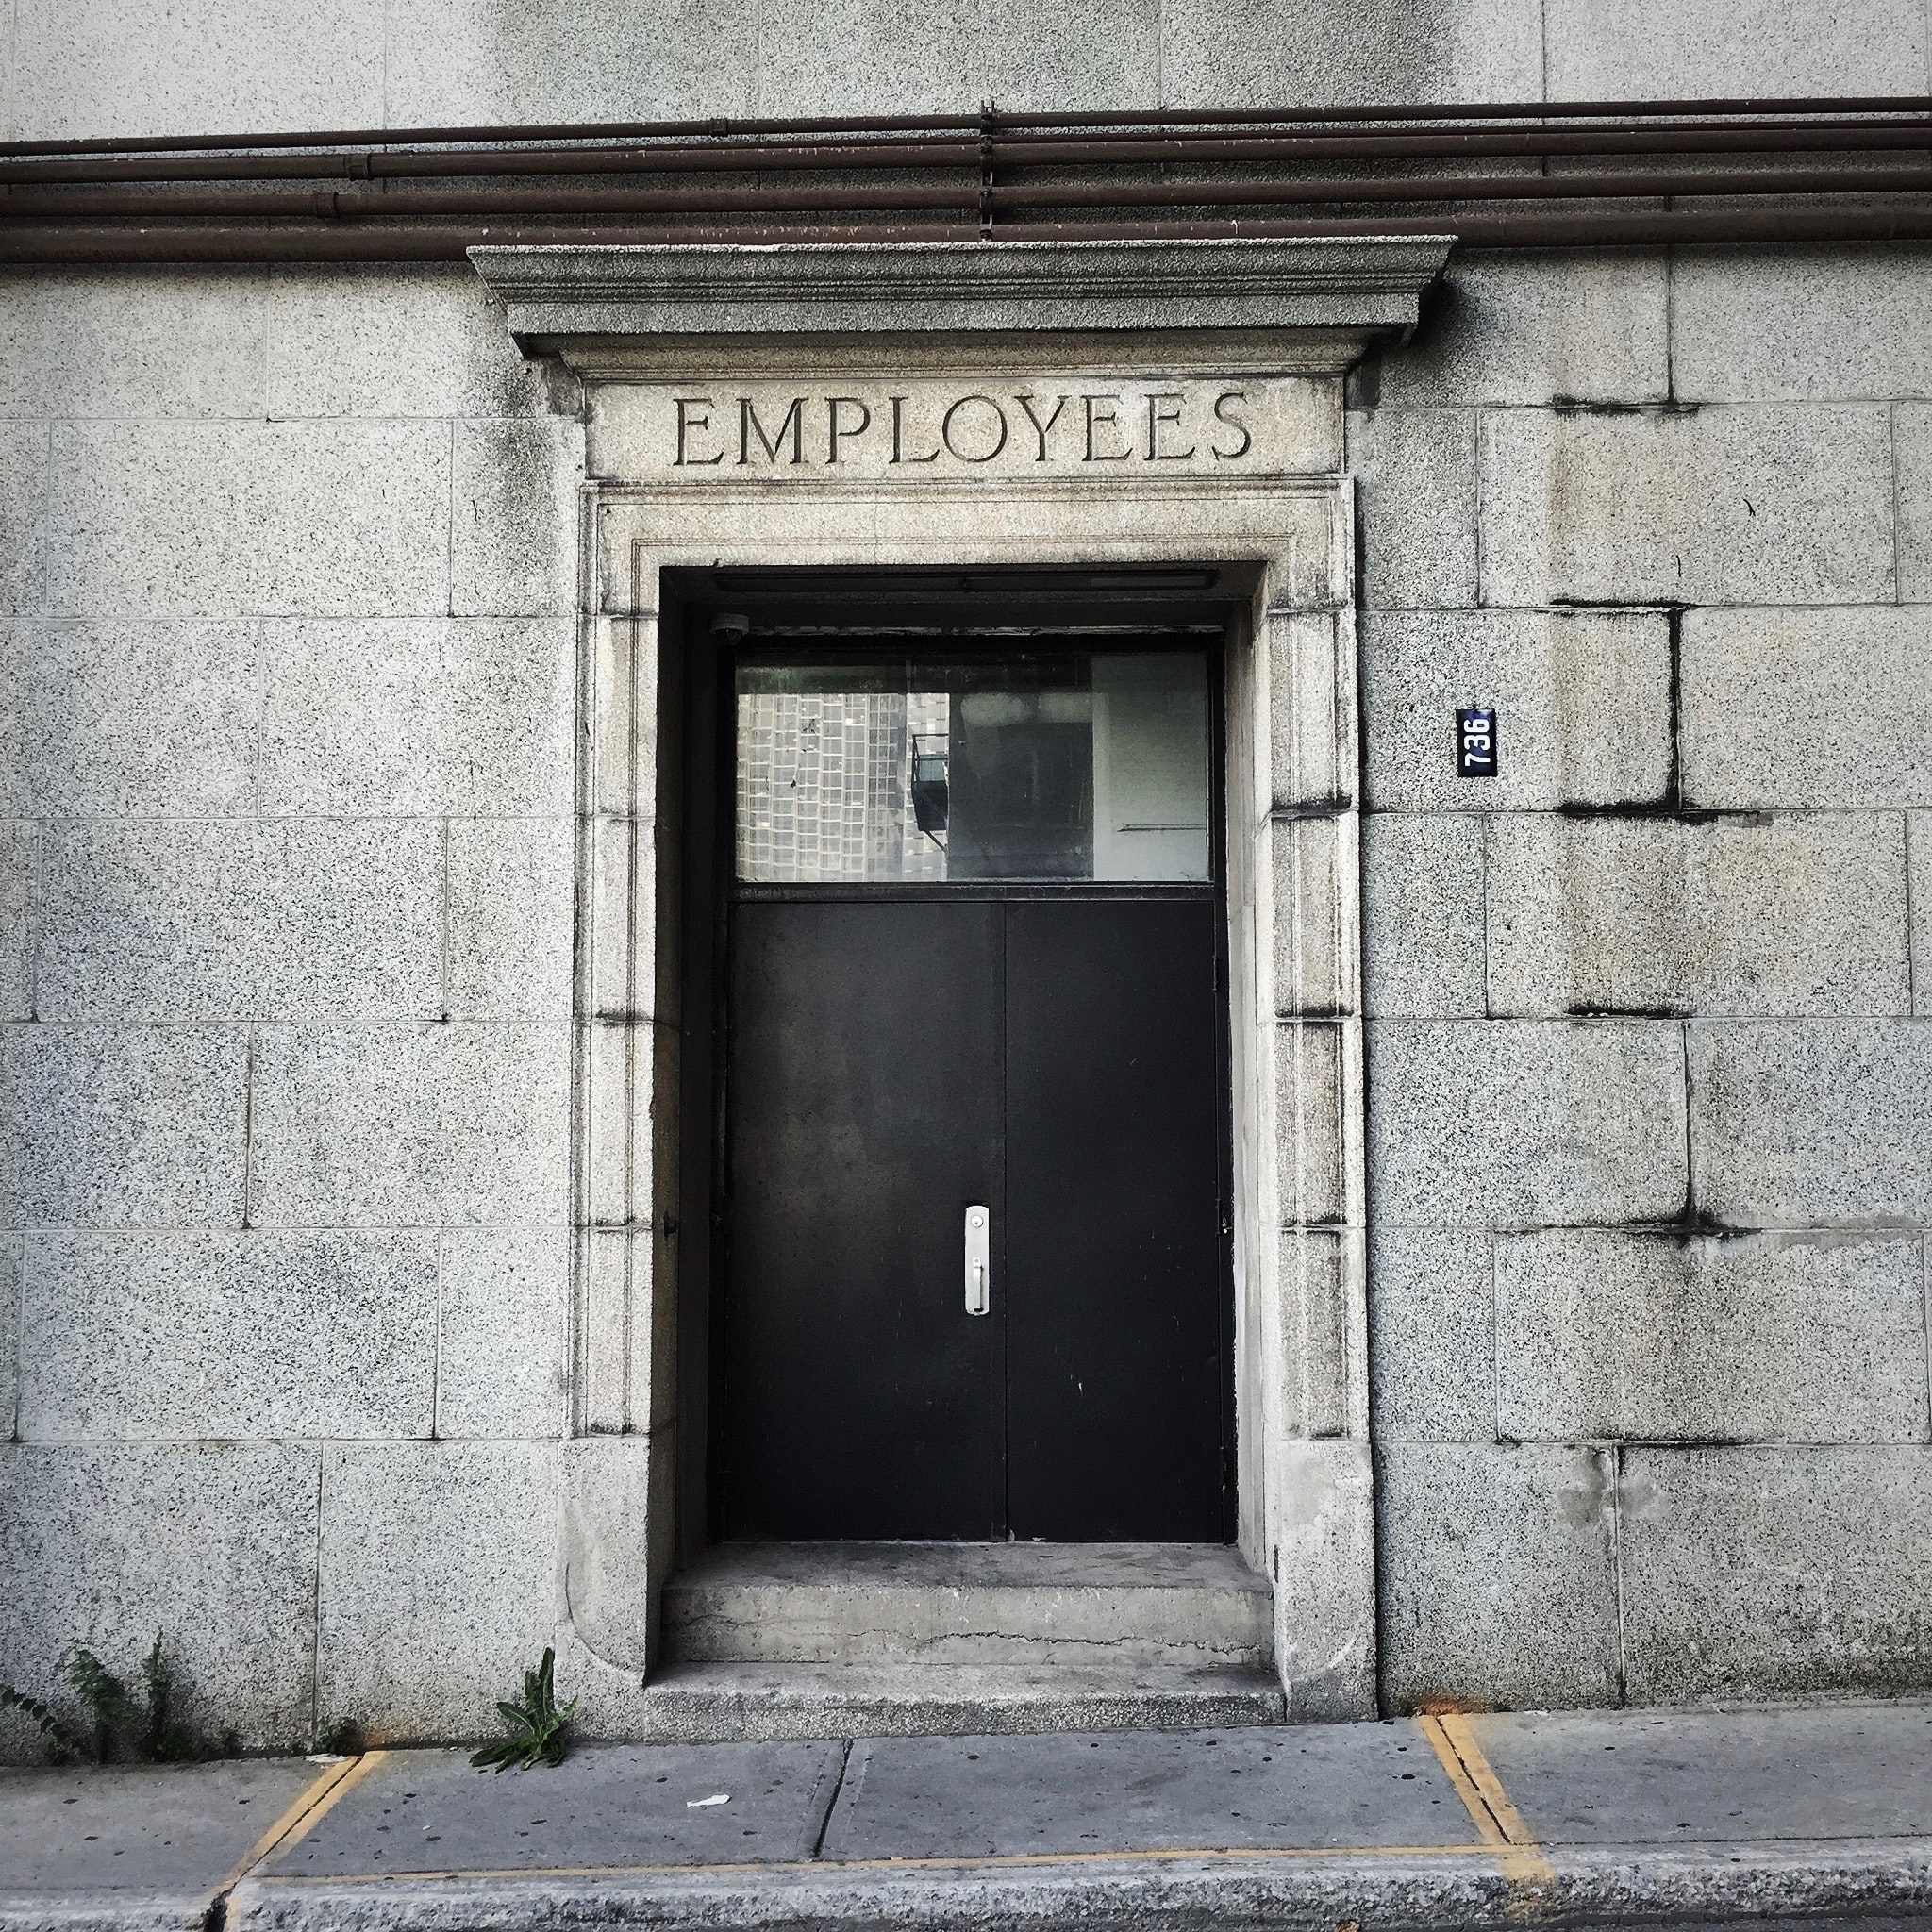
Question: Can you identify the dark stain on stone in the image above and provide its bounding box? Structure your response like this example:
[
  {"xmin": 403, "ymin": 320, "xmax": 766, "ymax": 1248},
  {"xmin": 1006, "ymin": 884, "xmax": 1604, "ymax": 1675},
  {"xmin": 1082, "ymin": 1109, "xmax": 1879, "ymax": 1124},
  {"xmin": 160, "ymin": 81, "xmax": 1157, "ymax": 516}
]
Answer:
[
  {"xmin": 1549, "ymin": 398, "xmax": 1702, "ymax": 418},
  {"xmin": 1348, "ymin": 343, "xmax": 1383, "ymax": 411},
  {"xmin": 1567, "ymin": 1003, "xmax": 1689, "ymax": 1020}
]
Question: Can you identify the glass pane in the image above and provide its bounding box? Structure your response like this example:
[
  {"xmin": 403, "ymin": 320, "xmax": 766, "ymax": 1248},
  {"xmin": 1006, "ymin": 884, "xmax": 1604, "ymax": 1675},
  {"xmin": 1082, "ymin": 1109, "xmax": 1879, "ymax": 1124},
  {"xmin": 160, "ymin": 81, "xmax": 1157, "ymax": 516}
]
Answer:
[{"xmin": 735, "ymin": 651, "xmax": 1210, "ymax": 883}]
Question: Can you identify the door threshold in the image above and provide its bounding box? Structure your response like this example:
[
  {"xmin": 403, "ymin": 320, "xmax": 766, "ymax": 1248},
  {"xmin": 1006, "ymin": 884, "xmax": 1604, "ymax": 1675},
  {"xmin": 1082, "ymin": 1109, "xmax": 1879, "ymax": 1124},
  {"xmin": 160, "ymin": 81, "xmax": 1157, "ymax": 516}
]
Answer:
[{"xmin": 636, "ymin": 1659, "xmax": 1286, "ymax": 1742}]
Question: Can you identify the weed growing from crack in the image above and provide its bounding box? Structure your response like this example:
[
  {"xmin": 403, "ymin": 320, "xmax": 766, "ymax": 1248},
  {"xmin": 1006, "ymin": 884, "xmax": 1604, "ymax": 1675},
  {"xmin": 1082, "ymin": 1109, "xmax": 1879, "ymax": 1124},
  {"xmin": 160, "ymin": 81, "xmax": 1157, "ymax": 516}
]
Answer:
[{"xmin": 471, "ymin": 1647, "xmax": 576, "ymax": 1772}]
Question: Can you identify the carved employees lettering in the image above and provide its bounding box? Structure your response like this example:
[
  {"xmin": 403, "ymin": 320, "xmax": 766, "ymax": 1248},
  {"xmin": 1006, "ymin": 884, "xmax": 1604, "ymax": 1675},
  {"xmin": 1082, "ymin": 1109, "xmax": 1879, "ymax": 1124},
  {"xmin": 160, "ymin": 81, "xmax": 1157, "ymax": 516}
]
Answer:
[
  {"xmin": 670, "ymin": 386, "xmax": 1257, "ymax": 470},
  {"xmin": 741, "ymin": 395, "xmax": 804, "ymax": 464},
  {"xmin": 1211, "ymin": 390, "xmax": 1253, "ymax": 460},
  {"xmin": 1016, "ymin": 393, "xmax": 1067, "ymax": 459}
]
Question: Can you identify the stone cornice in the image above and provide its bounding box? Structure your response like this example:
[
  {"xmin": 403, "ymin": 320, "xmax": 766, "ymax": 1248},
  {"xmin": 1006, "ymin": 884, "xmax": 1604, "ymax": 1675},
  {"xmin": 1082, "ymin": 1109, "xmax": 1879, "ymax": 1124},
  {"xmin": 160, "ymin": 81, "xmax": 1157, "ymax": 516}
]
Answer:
[{"xmin": 469, "ymin": 236, "xmax": 1454, "ymax": 359}]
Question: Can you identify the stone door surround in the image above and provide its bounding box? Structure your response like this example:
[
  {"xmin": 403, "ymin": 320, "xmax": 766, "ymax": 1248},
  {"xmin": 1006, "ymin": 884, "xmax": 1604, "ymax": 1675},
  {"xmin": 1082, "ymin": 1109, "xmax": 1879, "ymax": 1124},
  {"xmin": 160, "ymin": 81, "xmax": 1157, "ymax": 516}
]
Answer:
[{"xmin": 472, "ymin": 234, "xmax": 1451, "ymax": 1721}]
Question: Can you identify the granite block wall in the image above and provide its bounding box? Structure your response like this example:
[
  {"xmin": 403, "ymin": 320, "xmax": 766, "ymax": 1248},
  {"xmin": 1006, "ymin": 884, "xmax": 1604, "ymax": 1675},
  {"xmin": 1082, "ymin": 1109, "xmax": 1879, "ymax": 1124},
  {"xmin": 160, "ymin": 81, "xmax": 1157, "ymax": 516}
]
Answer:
[
  {"xmin": 3, "ymin": 0, "xmax": 1932, "ymax": 1751},
  {"xmin": 1357, "ymin": 244, "xmax": 1932, "ymax": 1713},
  {"xmin": 0, "ymin": 266, "xmax": 588, "ymax": 1753}
]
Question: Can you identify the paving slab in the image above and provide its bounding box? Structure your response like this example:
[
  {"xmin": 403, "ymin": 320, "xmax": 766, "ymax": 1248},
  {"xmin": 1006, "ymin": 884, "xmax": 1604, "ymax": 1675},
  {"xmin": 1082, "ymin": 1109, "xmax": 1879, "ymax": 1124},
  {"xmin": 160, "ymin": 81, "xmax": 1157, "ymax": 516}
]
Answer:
[
  {"xmin": 821, "ymin": 1723, "xmax": 1477, "ymax": 1859},
  {"xmin": 266, "ymin": 1740, "xmax": 846, "ymax": 1877},
  {"xmin": 1468, "ymin": 1705, "xmax": 1932, "ymax": 1845},
  {"xmin": 0, "ymin": 1755, "xmax": 326, "ymax": 1929}
]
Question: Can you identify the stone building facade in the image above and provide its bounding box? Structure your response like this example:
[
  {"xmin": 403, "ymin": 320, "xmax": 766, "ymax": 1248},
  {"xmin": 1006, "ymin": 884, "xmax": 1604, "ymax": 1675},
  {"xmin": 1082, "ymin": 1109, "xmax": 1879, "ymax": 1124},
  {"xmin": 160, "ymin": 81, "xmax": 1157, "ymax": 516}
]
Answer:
[{"xmin": 3, "ymin": 1, "xmax": 1931, "ymax": 1755}]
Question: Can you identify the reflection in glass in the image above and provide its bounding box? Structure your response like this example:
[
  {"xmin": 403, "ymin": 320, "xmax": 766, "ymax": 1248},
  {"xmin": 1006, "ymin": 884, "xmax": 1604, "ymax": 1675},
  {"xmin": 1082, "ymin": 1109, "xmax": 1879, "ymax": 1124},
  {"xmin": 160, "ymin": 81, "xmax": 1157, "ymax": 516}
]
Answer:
[{"xmin": 735, "ymin": 651, "xmax": 1211, "ymax": 883}]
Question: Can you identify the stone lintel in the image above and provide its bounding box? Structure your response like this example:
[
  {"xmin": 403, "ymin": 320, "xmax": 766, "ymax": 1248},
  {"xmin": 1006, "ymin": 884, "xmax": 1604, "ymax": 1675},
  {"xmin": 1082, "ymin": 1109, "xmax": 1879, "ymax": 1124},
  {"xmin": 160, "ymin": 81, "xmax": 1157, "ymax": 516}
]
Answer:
[{"xmin": 469, "ymin": 236, "xmax": 1455, "ymax": 361}]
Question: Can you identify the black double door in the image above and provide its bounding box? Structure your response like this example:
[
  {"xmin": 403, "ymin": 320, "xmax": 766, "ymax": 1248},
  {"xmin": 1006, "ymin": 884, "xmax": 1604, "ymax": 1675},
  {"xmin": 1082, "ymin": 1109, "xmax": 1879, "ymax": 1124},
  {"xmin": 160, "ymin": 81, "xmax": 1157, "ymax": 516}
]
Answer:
[
  {"xmin": 718, "ymin": 894, "xmax": 1229, "ymax": 1542},
  {"xmin": 712, "ymin": 641, "xmax": 1232, "ymax": 1542}
]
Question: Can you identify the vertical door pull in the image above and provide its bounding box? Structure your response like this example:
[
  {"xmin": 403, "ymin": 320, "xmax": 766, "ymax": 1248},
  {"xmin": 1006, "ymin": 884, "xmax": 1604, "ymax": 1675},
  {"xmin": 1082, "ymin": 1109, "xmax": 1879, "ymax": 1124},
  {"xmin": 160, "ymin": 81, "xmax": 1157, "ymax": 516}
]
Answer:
[{"xmin": 964, "ymin": 1205, "xmax": 991, "ymax": 1316}]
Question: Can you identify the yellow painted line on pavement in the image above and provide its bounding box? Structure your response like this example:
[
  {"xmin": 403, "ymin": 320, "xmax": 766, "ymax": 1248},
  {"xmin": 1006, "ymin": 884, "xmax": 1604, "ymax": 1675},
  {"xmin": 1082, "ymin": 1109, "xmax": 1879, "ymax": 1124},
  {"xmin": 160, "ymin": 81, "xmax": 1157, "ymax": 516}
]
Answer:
[
  {"xmin": 1438, "ymin": 1714, "xmax": 1548, "ymax": 1869},
  {"xmin": 1417, "ymin": 1713, "xmax": 1556, "ymax": 1902},
  {"xmin": 210, "ymin": 1749, "xmax": 389, "ymax": 1901},
  {"xmin": 1415, "ymin": 1715, "xmax": 1507, "ymax": 1844}
]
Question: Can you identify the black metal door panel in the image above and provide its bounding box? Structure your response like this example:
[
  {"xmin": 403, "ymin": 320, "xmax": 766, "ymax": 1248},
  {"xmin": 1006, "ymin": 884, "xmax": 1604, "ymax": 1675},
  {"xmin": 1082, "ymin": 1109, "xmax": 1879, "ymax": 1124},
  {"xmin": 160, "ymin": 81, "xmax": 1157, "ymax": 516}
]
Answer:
[
  {"xmin": 719, "ymin": 899, "xmax": 1003, "ymax": 1539},
  {"xmin": 1003, "ymin": 899, "xmax": 1228, "ymax": 1540},
  {"xmin": 715, "ymin": 639, "xmax": 1230, "ymax": 1542}
]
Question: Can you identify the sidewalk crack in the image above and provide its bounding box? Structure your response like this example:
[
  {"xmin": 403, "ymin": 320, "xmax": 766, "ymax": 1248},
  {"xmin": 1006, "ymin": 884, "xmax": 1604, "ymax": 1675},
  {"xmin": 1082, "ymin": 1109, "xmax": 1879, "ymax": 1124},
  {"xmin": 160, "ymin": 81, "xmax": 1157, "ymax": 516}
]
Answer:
[{"xmin": 810, "ymin": 1738, "xmax": 855, "ymax": 1861}]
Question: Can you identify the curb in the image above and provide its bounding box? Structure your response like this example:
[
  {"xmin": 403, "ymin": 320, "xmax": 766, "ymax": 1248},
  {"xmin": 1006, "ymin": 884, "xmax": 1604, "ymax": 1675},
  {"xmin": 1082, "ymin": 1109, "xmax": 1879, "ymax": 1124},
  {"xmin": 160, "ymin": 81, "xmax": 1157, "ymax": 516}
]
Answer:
[{"xmin": 226, "ymin": 1838, "xmax": 1932, "ymax": 1932}]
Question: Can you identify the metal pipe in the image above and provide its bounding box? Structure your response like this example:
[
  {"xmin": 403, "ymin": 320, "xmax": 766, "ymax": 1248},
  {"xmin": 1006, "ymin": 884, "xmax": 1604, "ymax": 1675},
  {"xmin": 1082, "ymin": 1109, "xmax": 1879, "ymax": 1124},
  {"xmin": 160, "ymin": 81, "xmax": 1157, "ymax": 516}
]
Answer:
[
  {"xmin": 965, "ymin": 126, "xmax": 1932, "ymax": 166},
  {"xmin": 0, "ymin": 184, "xmax": 982, "ymax": 220},
  {"xmin": 4, "ymin": 93, "xmax": 1926, "ymax": 160},
  {"xmin": 984, "ymin": 112, "xmax": 1932, "ymax": 153},
  {"xmin": 0, "ymin": 116, "xmax": 983, "ymax": 158},
  {"xmin": 995, "ymin": 164, "xmax": 1932, "ymax": 209},
  {"xmin": 995, "ymin": 202, "xmax": 1932, "ymax": 245},
  {"xmin": 0, "ymin": 141, "xmax": 983, "ymax": 186},
  {"xmin": 5, "ymin": 95, "xmax": 1930, "ymax": 262},
  {"xmin": 7, "ymin": 201, "xmax": 1931, "ymax": 263},
  {"xmin": 8, "ymin": 118, "xmax": 1932, "ymax": 188},
  {"xmin": 0, "ymin": 219, "xmax": 977, "ymax": 262},
  {"xmin": 11, "ymin": 165, "xmax": 1932, "ymax": 225},
  {"xmin": 1006, "ymin": 103, "xmax": 1932, "ymax": 130}
]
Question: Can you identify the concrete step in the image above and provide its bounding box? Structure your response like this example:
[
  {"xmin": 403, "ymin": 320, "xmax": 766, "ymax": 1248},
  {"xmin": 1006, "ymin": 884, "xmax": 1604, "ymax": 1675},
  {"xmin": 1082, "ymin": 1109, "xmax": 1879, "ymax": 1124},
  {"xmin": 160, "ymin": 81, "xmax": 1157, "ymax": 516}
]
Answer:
[
  {"xmin": 660, "ymin": 1541, "xmax": 1274, "ymax": 1670},
  {"xmin": 636, "ymin": 1660, "xmax": 1288, "ymax": 1740}
]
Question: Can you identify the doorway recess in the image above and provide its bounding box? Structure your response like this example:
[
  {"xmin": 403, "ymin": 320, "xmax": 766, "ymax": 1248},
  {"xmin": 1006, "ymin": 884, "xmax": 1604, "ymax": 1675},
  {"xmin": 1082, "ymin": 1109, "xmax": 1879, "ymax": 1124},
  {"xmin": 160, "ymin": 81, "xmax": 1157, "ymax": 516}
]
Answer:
[{"xmin": 648, "ymin": 567, "xmax": 1281, "ymax": 1737}]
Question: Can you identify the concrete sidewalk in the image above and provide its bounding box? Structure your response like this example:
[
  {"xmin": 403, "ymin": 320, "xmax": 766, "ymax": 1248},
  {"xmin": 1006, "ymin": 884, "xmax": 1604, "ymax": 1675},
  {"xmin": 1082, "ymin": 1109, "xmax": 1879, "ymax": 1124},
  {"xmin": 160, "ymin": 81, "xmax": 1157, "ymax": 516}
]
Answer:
[{"xmin": 3, "ymin": 1701, "xmax": 1930, "ymax": 1932}]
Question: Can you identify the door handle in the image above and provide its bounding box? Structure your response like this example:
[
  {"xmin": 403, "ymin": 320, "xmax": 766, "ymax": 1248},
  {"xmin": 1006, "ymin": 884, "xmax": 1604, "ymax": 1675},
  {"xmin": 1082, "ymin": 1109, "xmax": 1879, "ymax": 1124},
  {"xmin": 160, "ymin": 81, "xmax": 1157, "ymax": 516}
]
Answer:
[{"xmin": 964, "ymin": 1205, "xmax": 991, "ymax": 1316}]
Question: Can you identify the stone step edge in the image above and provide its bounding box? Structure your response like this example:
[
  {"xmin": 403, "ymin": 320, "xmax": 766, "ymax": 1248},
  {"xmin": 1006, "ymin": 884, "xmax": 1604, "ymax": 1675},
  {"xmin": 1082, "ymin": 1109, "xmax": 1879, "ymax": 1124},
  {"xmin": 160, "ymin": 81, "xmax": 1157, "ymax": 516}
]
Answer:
[
  {"xmin": 660, "ymin": 1575, "xmax": 1274, "ymax": 1594},
  {"xmin": 661, "ymin": 1587, "xmax": 1271, "ymax": 1616},
  {"xmin": 657, "ymin": 1591, "xmax": 1274, "ymax": 1607},
  {"xmin": 659, "ymin": 1579, "xmax": 1275, "ymax": 1666},
  {"xmin": 633, "ymin": 1662, "xmax": 1286, "ymax": 1741},
  {"xmin": 661, "ymin": 1641, "xmax": 1275, "ymax": 1669}
]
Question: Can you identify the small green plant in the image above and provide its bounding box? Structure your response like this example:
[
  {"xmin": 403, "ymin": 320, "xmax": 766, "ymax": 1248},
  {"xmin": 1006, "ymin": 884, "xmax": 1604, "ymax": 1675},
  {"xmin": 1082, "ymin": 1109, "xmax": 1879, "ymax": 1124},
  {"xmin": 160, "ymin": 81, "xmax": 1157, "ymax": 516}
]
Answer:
[
  {"xmin": 470, "ymin": 1648, "xmax": 575, "ymax": 1773},
  {"xmin": 0, "ymin": 1633, "xmax": 234, "ymax": 1766},
  {"xmin": 63, "ymin": 1644, "xmax": 131, "ymax": 1761},
  {"xmin": 0, "ymin": 1679, "xmax": 92, "ymax": 1764},
  {"xmin": 135, "ymin": 1633, "xmax": 217, "ymax": 1762}
]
